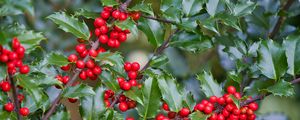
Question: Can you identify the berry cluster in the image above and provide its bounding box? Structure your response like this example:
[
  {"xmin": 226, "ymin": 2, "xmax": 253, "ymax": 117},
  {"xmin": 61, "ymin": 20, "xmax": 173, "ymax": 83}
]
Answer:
[
  {"xmin": 103, "ymin": 89, "xmax": 137, "ymax": 112},
  {"xmin": 94, "ymin": 6, "xmax": 140, "ymax": 48},
  {"xmin": 117, "ymin": 62, "xmax": 140, "ymax": 91},
  {"xmin": 193, "ymin": 86, "xmax": 258, "ymax": 120},
  {"xmin": 155, "ymin": 102, "xmax": 191, "ymax": 120},
  {"xmin": 0, "ymin": 38, "xmax": 30, "ymax": 116},
  {"xmin": 0, "ymin": 38, "xmax": 30, "ymax": 75}
]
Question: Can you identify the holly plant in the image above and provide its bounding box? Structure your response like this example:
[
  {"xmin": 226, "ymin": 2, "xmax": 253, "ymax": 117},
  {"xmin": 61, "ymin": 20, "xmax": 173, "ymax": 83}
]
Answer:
[{"xmin": 1, "ymin": 0, "xmax": 300, "ymax": 120}]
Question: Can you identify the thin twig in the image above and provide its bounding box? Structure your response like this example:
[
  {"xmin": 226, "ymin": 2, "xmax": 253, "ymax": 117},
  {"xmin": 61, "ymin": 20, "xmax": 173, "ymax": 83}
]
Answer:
[
  {"xmin": 141, "ymin": 15, "xmax": 178, "ymax": 25},
  {"xmin": 8, "ymin": 74, "xmax": 22, "ymax": 120},
  {"xmin": 269, "ymin": 0, "xmax": 294, "ymax": 39}
]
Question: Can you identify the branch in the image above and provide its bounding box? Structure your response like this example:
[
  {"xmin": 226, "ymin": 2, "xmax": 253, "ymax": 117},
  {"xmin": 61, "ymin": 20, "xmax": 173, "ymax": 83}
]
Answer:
[
  {"xmin": 141, "ymin": 15, "xmax": 178, "ymax": 25},
  {"xmin": 42, "ymin": 41, "xmax": 99, "ymax": 120},
  {"xmin": 268, "ymin": 0, "xmax": 294, "ymax": 39},
  {"xmin": 8, "ymin": 74, "xmax": 22, "ymax": 120},
  {"xmin": 241, "ymin": 77, "xmax": 300, "ymax": 106}
]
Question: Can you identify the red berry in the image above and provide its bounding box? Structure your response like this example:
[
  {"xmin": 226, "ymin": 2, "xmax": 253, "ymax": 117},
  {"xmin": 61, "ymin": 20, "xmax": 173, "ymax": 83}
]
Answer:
[
  {"xmin": 107, "ymin": 39, "xmax": 116, "ymax": 47},
  {"xmin": 201, "ymin": 100, "xmax": 209, "ymax": 105},
  {"xmin": 76, "ymin": 44, "xmax": 86, "ymax": 53},
  {"xmin": 120, "ymin": 82, "xmax": 131, "ymax": 91},
  {"xmin": 119, "ymin": 95, "xmax": 127, "ymax": 102},
  {"xmin": 225, "ymin": 104, "xmax": 234, "ymax": 112},
  {"xmin": 209, "ymin": 96, "xmax": 218, "ymax": 103},
  {"xmin": 95, "ymin": 28, "xmax": 101, "ymax": 36},
  {"xmin": 79, "ymin": 71, "xmax": 87, "ymax": 80},
  {"xmin": 89, "ymin": 49, "xmax": 98, "ymax": 57},
  {"xmin": 7, "ymin": 66, "xmax": 17, "ymax": 75},
  {"xmin": 7, "ymin": 62, "xmax": 15, "ymax": 68},
  {"xmin": 206, "ymin": 102, "xmax": 214, "ymax": 108},
  {"xmin": 196, "ymin": 103, "xmax": 205, "ymax": 111},
  {"xmin": 119, "ymin": 12, "xmax": 128, "ymax": 21},
  {"xmin": 76, "ymin": 60, "xmax": 85, "ymax": 69},
  {"xmin": 117, "ymin": 77, "xmax": 125, "ymax": 84},
  {"xmin": 99, "ymin": 25, "xmax": 109, "ymax": 34},
  {"xmin": 246, "ymin": 109, "xmax": 254, "ymax": 115},
  {"xmin": 62, "ymin": 76, "xmax": 70, "ymax": 84},
  {"xmin": 12, "ymin": 37, "xmax": 20, "ymax": 49},
  {"xmin": 204, "ymin": 106, "xmax": 213, "ymax": 114},
  {"xmin": 126, "ymin": 117, "xmax": 135, "ymax": 120},
  {"xmin": 0, "ymin": 54, "xmax": 9, "ymax": 62},
  {"xmin": 94, "ymin": 17, "xmax": 106, "ymax": 27},
  {"xmin": 92, "ymin": 66, "xmax": 102, "ymax": 75},
  {"xmin": 99, "ymin": 34, "xmax": 109, "ymax": 44},
  {"xmin": 130, "ymin": 12, "xmax": 141, "ymax": 21},
  {"xmin": 86, "ymin": 69, "xmax": 94, "ymax": 77},
  {"xmin": 127, "ymin": 100, "xmax": 137, "ymax": 109},
  {"xmin": 101, "ymin": 11, "xmax": 110, "ymax": 19},
  {"xmin": 1, "ymin": 81, "xmax": 11, "ymax": 92},
  {"xmin": 225, "ymin": 97, "xmax": 233, "ymax": 103},
  {"xmin": 123, "ymin": 29, "xmax": 130, "ymax": 34},
  {"xmin": 119, "ymin": 102, "xmax": 128, "ymax": 112},
  {"xmin": 118, "ymin": 32, "xmax": 127, "ymax": 42},
  {"xmin": 20, "ymin": 107, "xmax": 30, "ymax": 116},
  {"xmin": 248, "ymin": 114, "xmax": 256, "ymax": 120},
  {"xmin": 234, "ymin": 92, "xmax": 241, "ymax": 99},
  {"xmin": 104, "ymin": 100, "xmax": 110, "ymax": 107},
  {"xmin": 232, "ymin": 108, "xmax": 240, "ymax": 115},
  {"xmin": 239, "ymin": 114, "xmax": 247, "ymax": 120},
  {"xmin": 97, "ymin": 47, "xmax": 106, "ymax": 53},
  {"xmin": 209, "ymin": 113, "xmax": 217, "ymax": 120},
  {"xmin": 227, "ymin": 86, "xmax": 236, "ymax": 94},
  {"xmin": 103, "ymin": 6, "xmax": 113, "ymax": 12},
  {"xmin": 156, "ymin": 114, "xmax": 166, "ymax": 120},
  {"xmin": 79, "ymin": 50, "xmax": 88, "ymax": 58},
  {"xmin": 167, "ymin": 112, "xmax": 176, "ymax": 119},
  {"xmin": 114, "ymin": 26, "xmax": 122, "ymax": 32},
  {"xmin": 131, "ymin": 62, "xmax": 140, "ymax": 71},
  {"xmin": 128, "ymin": 71, "xmax": 137, "ymax": 79},
  {"xmin": 114, "ymin": 40, "xmax": 120, "ymax": 48},
  {"xmin": 217, "ymin": 114, "xmax": 225, "ymax": 120},
  {"xmin": 61, "ymin": 64, "xmax": 70, "ymax": 71},
  {"xmin": 68, "ymin": 54, "xmax": 78, "ymax": 62},
  {"xmin": 18, "ymin": 94, "xmax": 25, "ymax": 102},
  {"xmin": 129, "ymin": 79, "xmax": 137, "ymax": 86},
  {"xmin": 162, "ymin": 102, "xmax": 170, "ymax": 111},
  {"xmin": 110, "ymin": 31, "xmax": 119, "ymax": 39},
  {"xmin": 86, "ymin": 60, "xmax": 95, "ymax": 69},
  {"xmin": 4, "ymin": 103, "xmax": 14, "ymax": 112},
  {"xmin": 248, "ymin": 102, "xmax": 259, "ymax": 111},
  {"xmin": 15, "ymin": 46, "xmax": 25, "ymax": 55},
  {"xmin": 222, "ymin": 109, "xmax": 230, "ymax": 117},
  {"xmin": 20, "ymin": 65, "xmax": 30, "ymax": 74},
  {"xmin": 9, "ymin": 52, "xmax": 18, "ymax": 61},
  {"xmin": 112, "ymin": 10, "xmax": 121, "ymax": 19},
  {"xmin": 68, "ymin": 98, "xmax": 78, "ymax": 103},
  {"xmin": 179, "ymin": 108, "xmax": 190, "ymax": 117}
]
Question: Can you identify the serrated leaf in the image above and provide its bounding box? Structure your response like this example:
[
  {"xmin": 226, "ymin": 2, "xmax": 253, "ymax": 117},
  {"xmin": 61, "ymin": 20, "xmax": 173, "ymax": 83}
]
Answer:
[
  {"xmin": 197, "ymin": 71, "xmax": 222, "ymax": 97},
  {"xmin": 18, "ymin": 31, "xmax": 46, "ymax": 52},
  {"xmin": 50, "ymin": 110, "xmax": 70, "ymax": 120},
  {"xmin": 47, "ymin": 52, "xmax": 69, "ymax": 66},
  {"xmin": 182, "ymin": 0, "xmax": 204, "ymax": 16},
  {"xmin": 189, "ymin": 111, "xmax": 208, "ymax": 120},
  {"xmin": 149, "ymin": 54, "xmax": 169, "ymax": 68},
  {"xmin": 99, "ymin": 70, "xmax": 120, "ymax": 92},
  {"xmin": 162, "ymin": 6, "xmax": 182, "ymax": 23},
  {"xmin": 157, "ymin": 74, "xmax": 183, "ymax": 112},
  {"xmin": 183, "ymin": 91, "xmax": 196, "ymax": 111},
  {"xmin": 62, "ymin": 84, "xmax": 95, "ymax": 98},
  {"xmin": 96, "ymin": 52, "xmax": 126, "ymax": 77},
  {"xmin": 101, "ymin": 0, "xmax": 118, "ymax": 7},
  {"xmin": 228, "ymin": 71, "xmax": 242, "ymax": 84},
  {"xmin": 129, "ymin": 3, "xmax": 154, "ymax": 16},
  {"xmin": 80, "ymin": 86, "xmax": 106, "ymax": 120},
  {"xmin": 47, "ymin": 12, "xmax": 90, "ymax": 40},
  {"xmin": 233, "ymin": 1, "xmax": 256, "ymax": 16},
  {"xmin": 265, "ymin": 80, "xmax": 295, "ymax": 97},
  {"xmin": 283, "ymin": 33, "xmax": 300, "ymax": 76},
  {"xmin": 124, "ymin": 87, "xmax": 143, "ymax": 105},
  {"xmin": 206, "ymin": 0, "xmax": 219, "ymax": 16},
  {"xmin": 138, "ymin": 76, "xmax": 161, "ymax": 119},
  {"xmin": 257, "ymin": 40, "xmax": 287, "ymax": 80},
  {"xmin": 138, "ymin": 18, "xmax": 165, "ymax": 47},
  {"xmin": 170, "ymin": 32, "xmax": 212, "ymax": 53},
  {"xmin": 74, "ymin": 9, "xmax": 99, "ymax": 19}
]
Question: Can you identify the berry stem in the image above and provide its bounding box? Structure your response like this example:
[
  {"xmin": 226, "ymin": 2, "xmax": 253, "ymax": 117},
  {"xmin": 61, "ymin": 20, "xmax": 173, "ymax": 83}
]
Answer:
[
  {"xmin": 269, "ymin": 0, "xmax": 294, "ymax": 39},
  {"xmin": 8, "ymin": 74, "xmax": 22, "ymax": 120},
  {"xmin": 141, "ymin": 14, "xmax": 178, "ymax": 25}
]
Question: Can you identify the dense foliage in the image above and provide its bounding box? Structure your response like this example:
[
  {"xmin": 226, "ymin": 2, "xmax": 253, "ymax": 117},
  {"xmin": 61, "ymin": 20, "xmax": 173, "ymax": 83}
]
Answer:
[{"xmin": 1, "ymin": 0, "xmax": 300, "ymax": 120}]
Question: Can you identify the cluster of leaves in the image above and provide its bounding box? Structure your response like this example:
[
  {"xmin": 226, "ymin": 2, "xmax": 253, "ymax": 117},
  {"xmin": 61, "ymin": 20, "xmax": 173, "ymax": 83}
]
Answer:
[{"xmin": 1, "ymin": 0, "xmax": 300, "ymax": 119}]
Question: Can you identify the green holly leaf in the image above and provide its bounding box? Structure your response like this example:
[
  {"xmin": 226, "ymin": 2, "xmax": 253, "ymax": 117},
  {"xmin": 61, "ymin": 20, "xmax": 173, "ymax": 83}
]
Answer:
[
  {"xmin": 138, "ymin": 18, "xmax": 165, "ymax": 47},
  {"xmin": 157, "ymin": 73, "xmax": 183, "ymax": 112},
  {"xmin": 47, "ymin": 52, "xmax": 69, "ymax": 66},
  {"xmin": 228, "ymin": 71, "xmax": 243, "ymax": 84},
  {"xmin": 182, "ymin": 0, "xmax": 204, "ymax": 16},
  {"xmin": 115, "ymin": 18, "xmax": 138, "ymax": 36},
  {"xmin": 100, "ymin": 0, "xmax": 119, "ymax": 7},
  {"xmin": 74, "ymin": 9, "xmax": 99, "ymax": 19},
  {"xmin": 265, "ymin": 80, "xmax": 295, "ymax": 97},
  {"xmin": 102, "ymin": 109, "xmax": 123, "ymax": 120},
  {"xmin": 96, "ymin": 52, "xmax": 126, "ymax": 78},
  {"xmin": 206, "ymin": 0, "xmax": 219, "ymax": 16},
  {"xmin": 137, "ymin": 76, "xmax": 161, "ymax": 119},
  {"xmin": 170, "ymin": 32, "xmax": 212, "ymax": 53},
  {"xmin": 47, "ymin": 12, "xmax": 90, "ymax": 40},
  {"xmin": 189, "ymin": 111, "xmax": 208, "ymax": 120},
  {"xmin": 283, "ymin": 33, "xmax": 300, "ymax": 76},
  {"xmin": 62, "ymin": 84, "xmax": 95, "ymax": 98},
  {"xmin": 0, "ymin": 111, "xmax": 17, "ymax": 120},
  {"xmin": 149, "ymin": 54, "xmax": 169, "ymax": 68},
  {"xmin": 124, "ymin": 87, "xmax": 143, "ymax": 105},
  {"xmin": 160, "ymin": 0, "xmax": 182, "ymax": 12},
  {"xmin": 99, "ymin": 70, "xmax": 120, "ymax": 92},
  {"xmin": 233, "ymin": 1, "xmax": 256, "ymax": 16},
  {"xmin": 50, "ymin": 110, "xmax": 70, "ymax": 120},
  {"xmin": 257, "ymin": 40, "xmax": 288, "ymax": 80},
  {"xmin": 182, "ymin": 91, "xmax": 196, "ymax": 111},
  {"xmin": 79, "ymin": 86, "xmax": 106, "ymax": 120},
  {"xmin": 0, "ymin": 65, "xmax": 7, "ymax": 82},
  {"xmin": 129, "ymin": 3, "xmax": 154, "ymax": 16},
  {"xmin": 197, "ymin": 71, "xmax": 222, "ymax": 97},
  {"xmin": 0, "ymin": 0, "xmax": 34, "ymax": 16}
]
